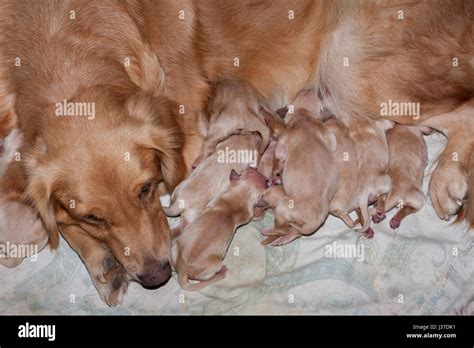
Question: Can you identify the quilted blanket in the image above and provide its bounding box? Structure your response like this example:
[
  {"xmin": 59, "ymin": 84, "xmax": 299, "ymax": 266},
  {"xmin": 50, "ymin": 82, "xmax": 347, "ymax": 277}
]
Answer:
[{"xmin": 1, "ymin": 133, "xmax": 473, "ymax": 315}]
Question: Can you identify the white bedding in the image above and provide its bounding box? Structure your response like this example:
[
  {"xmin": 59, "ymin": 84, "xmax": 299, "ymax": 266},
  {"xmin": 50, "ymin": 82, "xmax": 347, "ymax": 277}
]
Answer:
[{"xmin": 1, "ymin": 133, "xmax": 473, "ymax": 315}]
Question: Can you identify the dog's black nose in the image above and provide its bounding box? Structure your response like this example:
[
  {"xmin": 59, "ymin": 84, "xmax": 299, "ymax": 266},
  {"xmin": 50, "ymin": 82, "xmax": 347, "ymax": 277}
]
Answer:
[{"xmin": 138, "ymin": 260, "xmax": 171, "ymax": 288}]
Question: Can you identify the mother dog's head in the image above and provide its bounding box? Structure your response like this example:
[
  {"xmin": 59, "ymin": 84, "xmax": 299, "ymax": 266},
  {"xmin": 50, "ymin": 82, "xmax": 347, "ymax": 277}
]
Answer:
[{"xmin": 23, "ymin": 91, "xmax": 187, "ymax": 287}]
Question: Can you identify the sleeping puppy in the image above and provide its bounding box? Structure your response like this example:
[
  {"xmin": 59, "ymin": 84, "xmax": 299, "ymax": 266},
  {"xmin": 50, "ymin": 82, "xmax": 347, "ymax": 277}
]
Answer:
[
  {"xmin": 371, "ymin": 124, "xmax": 430, "ymax": 229},
  {"xmin": 0, "ymin": 128, "xmax": 48, "ymax": 267},
  {"xmin": 324, "ymin": 117, "xmax": 359, "ymax": 228},
  {"xmin": 347, "ymin": 116, "xmax": 393, "ymax": 238},
  {"xmin": 172, "ymin": 168, "xmax": 267, "ymax": 291},
  {"xmin": 260, "ymin": 107, "xmax": 339, "ymax": 246},
  {"xmin": 192, "ymin": 79, "xmax": 270, "ymax": 168},
  {"xmin": 164, "ymin": 133, "xmax": 260, "ymax": 237}
]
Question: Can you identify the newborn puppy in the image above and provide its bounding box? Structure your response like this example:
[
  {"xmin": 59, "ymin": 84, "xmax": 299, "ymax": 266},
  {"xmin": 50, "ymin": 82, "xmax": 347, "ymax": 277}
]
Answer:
[
  {"xmin": 261, "ymin": 108, "xmax": 339, "ymax": 246},
  {"xmin": 347, "ymin": 116, "xmax": 393, "ymax": 237},
  {"xmin": 192, "ymin": 80, "xmax": 270, "ymax": 168},
  {"xmin": 164, "ymin": 133, "xmax": 260, "ymax": 238},
  {"xmin": 371, "ymin": 124, "xmax": 430, "ymax": 229},
  {"xmin": 324, "ymin": 117, "xmax": 359, "ymax": 228},
  {"xmin": 172, "ymin": 168, "xmax": 267, "ymax": 291},
  {"xmin": 0, "ymin": 128, "xmax": 49, "ymax": 267}
]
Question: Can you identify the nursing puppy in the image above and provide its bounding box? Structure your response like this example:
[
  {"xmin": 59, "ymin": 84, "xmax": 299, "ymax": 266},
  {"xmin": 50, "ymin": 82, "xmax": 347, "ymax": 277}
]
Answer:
[
  {"xmin": 164, "ymin": 133, "xmax": 260, "ymax": 237},
  {"xmin": 172, "ymin": 168, "xmax": 267, "ymax": 291},
  {"xmin": 372, "ymin": 124, "xmax": 430, "ymax": 229},
  {"xmin": 324, "ymin": 118, "xmax": 359, "ymax": 228},
  {"xmin": 0, "ymin": 129, "xmax": 48, "ymax": 267},
  {"xmin": 261, "ymin": 108, "xmax": 338, "ymax": 246},
  {"xmin": 346, "ymin": 116, "xmax": 393, "ymax": 237},
  {"xmin": 192, "ymin": 80, "xmax": 270, "ymax": 168}
]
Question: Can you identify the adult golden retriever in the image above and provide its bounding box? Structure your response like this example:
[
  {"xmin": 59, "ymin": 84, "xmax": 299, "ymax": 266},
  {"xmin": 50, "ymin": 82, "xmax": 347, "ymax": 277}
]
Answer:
[{"xmin": 0, "ymin": 0, "xmax": 473, "ymax": 305}]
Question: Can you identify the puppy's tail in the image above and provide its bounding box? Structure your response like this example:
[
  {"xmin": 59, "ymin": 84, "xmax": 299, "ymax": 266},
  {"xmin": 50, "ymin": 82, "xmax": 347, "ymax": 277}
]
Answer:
[
  {"xmin": 455, "ymin": 146, "xmax": 474, "ymax": 228},
  {"xmin": 178, "ymin": 266, "xmax": 227, "ymax": 292}
]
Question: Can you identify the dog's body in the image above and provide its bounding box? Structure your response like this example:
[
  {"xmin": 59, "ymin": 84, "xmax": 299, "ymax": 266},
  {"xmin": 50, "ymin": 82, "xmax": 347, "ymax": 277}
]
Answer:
[
  {"xmin": 261, "ymin": 108, "xmax": 338, "ymax": 246},
  {"xmin": 372, "ymin": 124, "xmax": 429, "ymax": 229},
  {"xmin": 171, "ymin": 168, "xmax": 266, "ymax": 291},
  {"xmin": 1, "ymin": 0, "xmax": 473, "ymax": 303},
  {"xmin": 165, "ymin": 133, "xmax": 260, "ymax": 236}
]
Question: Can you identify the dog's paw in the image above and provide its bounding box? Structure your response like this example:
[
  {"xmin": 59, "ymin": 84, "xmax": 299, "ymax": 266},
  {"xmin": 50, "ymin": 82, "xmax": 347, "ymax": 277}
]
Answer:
[
  {"xmin": 429, "ymin": 159, "xmax": 468, "ymax": 220},
  {"xmin": 389, "ymin": 217, "xmax": 401, "ymax": 229},
  {"xmin": 91, "ymin": 254, "xmax": 129, "ymax": 307},
  {"xmin": 363, "ymin": 227, "xmax": 374, "ymax": 238},
  {"xmin": 371, "ymin": 210, "xmax": 386, "ymax": 224}
]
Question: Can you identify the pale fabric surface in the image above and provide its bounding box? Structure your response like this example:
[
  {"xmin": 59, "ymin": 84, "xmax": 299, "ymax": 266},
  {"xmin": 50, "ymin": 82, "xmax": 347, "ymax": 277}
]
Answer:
[{"xmin": 0, "ymin": 133, "xmax": 473, "ymax": 315}]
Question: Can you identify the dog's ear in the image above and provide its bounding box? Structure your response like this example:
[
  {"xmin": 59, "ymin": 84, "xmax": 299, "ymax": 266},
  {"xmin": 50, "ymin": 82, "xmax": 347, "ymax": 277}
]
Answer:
[
  {"xmin": 24, "ymin": 139, "xmax": 60, "ymax": 250},
  {"xmin": 127, "ymin": 93, "xmax": 187, "ymax": 193},
  {"xmin": 322, "ymin": 131, "xmax": 337, "ymax": 153}
]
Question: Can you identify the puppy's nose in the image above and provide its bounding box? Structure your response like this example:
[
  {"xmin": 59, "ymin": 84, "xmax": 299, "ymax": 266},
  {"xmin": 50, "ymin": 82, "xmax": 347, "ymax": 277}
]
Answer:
[
  {"xmin": 138, "ymin": 260, "xmax": 171, "ymax": 288},
  {"xmin": 276, "ymin": 107, "xmax": 288, "ymax": 118}
]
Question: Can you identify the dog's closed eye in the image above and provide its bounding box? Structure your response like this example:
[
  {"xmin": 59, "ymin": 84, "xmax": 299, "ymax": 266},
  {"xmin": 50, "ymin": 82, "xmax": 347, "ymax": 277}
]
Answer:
[
  {"xmin": 82, "ymin": 214, "xmax": 105, "ymax": 225},
  {"xmin": 139, "ymin": 182, "xmax": 153, "ymax": 200}
]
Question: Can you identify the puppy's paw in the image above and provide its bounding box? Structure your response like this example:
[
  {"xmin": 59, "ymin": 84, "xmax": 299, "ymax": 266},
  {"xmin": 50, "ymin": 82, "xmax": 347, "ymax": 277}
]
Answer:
[
  {"xmin": 429, "ymin": 160, "xmax": 468, "ymax": 220},
  {"xmin": 91, "ymin": 254, "xmax": 129, "ymax": 307},
  {"xmin": 389, "ymin": 217, "xmax": 401, "ymax": 230},
  {"xmin": 363, "ymin": 227, "xmax": 374, "ymax": 239},
  {"xmin": 371, "ymin": 210, "xmax": 386, "ymax": 224}
]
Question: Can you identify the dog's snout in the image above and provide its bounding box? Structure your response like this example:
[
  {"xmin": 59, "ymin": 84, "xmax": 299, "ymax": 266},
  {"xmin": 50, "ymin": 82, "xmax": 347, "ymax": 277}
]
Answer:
[
  {"xmin": 276, "ymin": 107, "xmax": 288, "ymax": 119},
  {"xmin": 138, "ymin": 260, "xmax": 171, "ymax": 288}
]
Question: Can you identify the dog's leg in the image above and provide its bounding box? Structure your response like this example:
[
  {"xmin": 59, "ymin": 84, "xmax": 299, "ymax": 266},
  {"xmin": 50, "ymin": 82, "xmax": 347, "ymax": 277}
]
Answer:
[
  {"xmin": 389, "ymin": 206, "xmax": 417, "ymax": 230},
  {"xmin": 371, "ymin": 194, "xmax": 387, "ymax": 223},
  {"xmin": 423, "ymin": 100, "xmax": 474, "ymax": 222},
  {"xmin": 355, "ymin": 208, "xmax": 374, "ymax": 238},
  {"xmin": 60, "ymin": 226, "xmax": 129, "ymax": 306}
]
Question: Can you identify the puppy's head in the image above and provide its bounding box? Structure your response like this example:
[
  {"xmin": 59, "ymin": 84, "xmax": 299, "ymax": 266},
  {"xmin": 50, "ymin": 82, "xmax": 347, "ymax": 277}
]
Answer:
[{"xmin": 25, "ymin": 91, "xmax": 186, "ymax": 288}]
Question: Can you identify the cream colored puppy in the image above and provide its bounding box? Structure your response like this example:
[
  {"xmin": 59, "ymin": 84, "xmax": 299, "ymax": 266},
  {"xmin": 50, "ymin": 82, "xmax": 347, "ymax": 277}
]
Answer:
[
  {"xmin": 192, "ymin": 80, "xmax": 270, "ymax": 168},
  {"xmin": 261, "ymin": 108, "xmax": 339, "ymax": 246},
  {"xmin": 347, "ymin": 116, "xmax": 393, "ymax": 237},
  {"xmin": 172, "ymin": 168, "xmax": 267, "ymax": 291},
  {"xmin": 371, "ymin": 124, "xmax": 430, "ymax": 229},
  {"xmin": 164, "ymin": 133, "xmax": 260, "ymax": 238},
  {"xmin": 0, "ymin": 129, "xmax": 48, "ymax": 267},
  {"xmin": 324, "ymin": 117, "xmax": 359, "ymax": 228}
]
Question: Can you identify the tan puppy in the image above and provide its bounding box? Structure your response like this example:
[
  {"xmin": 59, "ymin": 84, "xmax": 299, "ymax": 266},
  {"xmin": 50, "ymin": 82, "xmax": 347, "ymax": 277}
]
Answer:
[
  {"xmin": 261, "ymin": 108, "xmax": 338, "ymax": 246},
  {"xmin": 192, "ymin": 80, "xmax": 270, "ymax": 168},
  {"xmin": 324, "ymin": 118, "xmax": 359, "ymax": 228},
  {"xmin": 164, "ymin": 133, "xmax": 260, "ymax": 237},
  {"xmin": 372, "ymin": 124, "xmax": 430, "ymax": 229},
  {"xmin": 172, "ymin": 168, "xmax": 267, "ymax": 291},
  {"xmin": 0, "ymin": 129, "xmax": 48, "ymax": 267},
  {"xmin": 343, "ymin": 116, "xmax": 393, "ymax": 238}
]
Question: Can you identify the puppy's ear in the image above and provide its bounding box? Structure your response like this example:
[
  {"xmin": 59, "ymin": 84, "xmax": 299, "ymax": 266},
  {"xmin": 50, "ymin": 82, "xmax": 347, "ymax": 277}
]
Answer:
[
  {"xmin": 255, "ymin": 196, "xmax": 269, "ymax": 208},
  {"xmin": 229, "ymin": 169, "xmax": 241, "ymax": 181},
  {"xmin": 24, "ymin": 140, "xmax": 60, "ymax": 250},
  {"xmin": 128, "ymin": 93, "xmax": 187, "ymax": 193}
]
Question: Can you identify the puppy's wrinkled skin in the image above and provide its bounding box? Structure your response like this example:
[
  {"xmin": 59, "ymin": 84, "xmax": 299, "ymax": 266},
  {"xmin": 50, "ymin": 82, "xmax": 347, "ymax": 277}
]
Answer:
[
  {"xmin": 0, "ymin": 128, "xmax": 49, "ymax": 268},
  {"xmin": 372, "ymin": 124, "xmax": 430, "ymax": 229},
  {"xmin": 324, "ymin": 118, "xmax": 359, "ymax": 228},
  {"xmin": 192, "ymin": 80, "xmax": 270, "ymax": 168},
  {"xmin": 262, "ymin": 108, "xmax": 339, "ymax": 246},
  {"xmin": 348, "ymin": 117, "xmax": 393, "ymax": 236},
  {"xmin": 165, "ymin": 133, "xmax": 260, "ymax": 236},
  {"xmin": 172, "ymin": 168, "xmax": 267, "ymax": 291}
]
